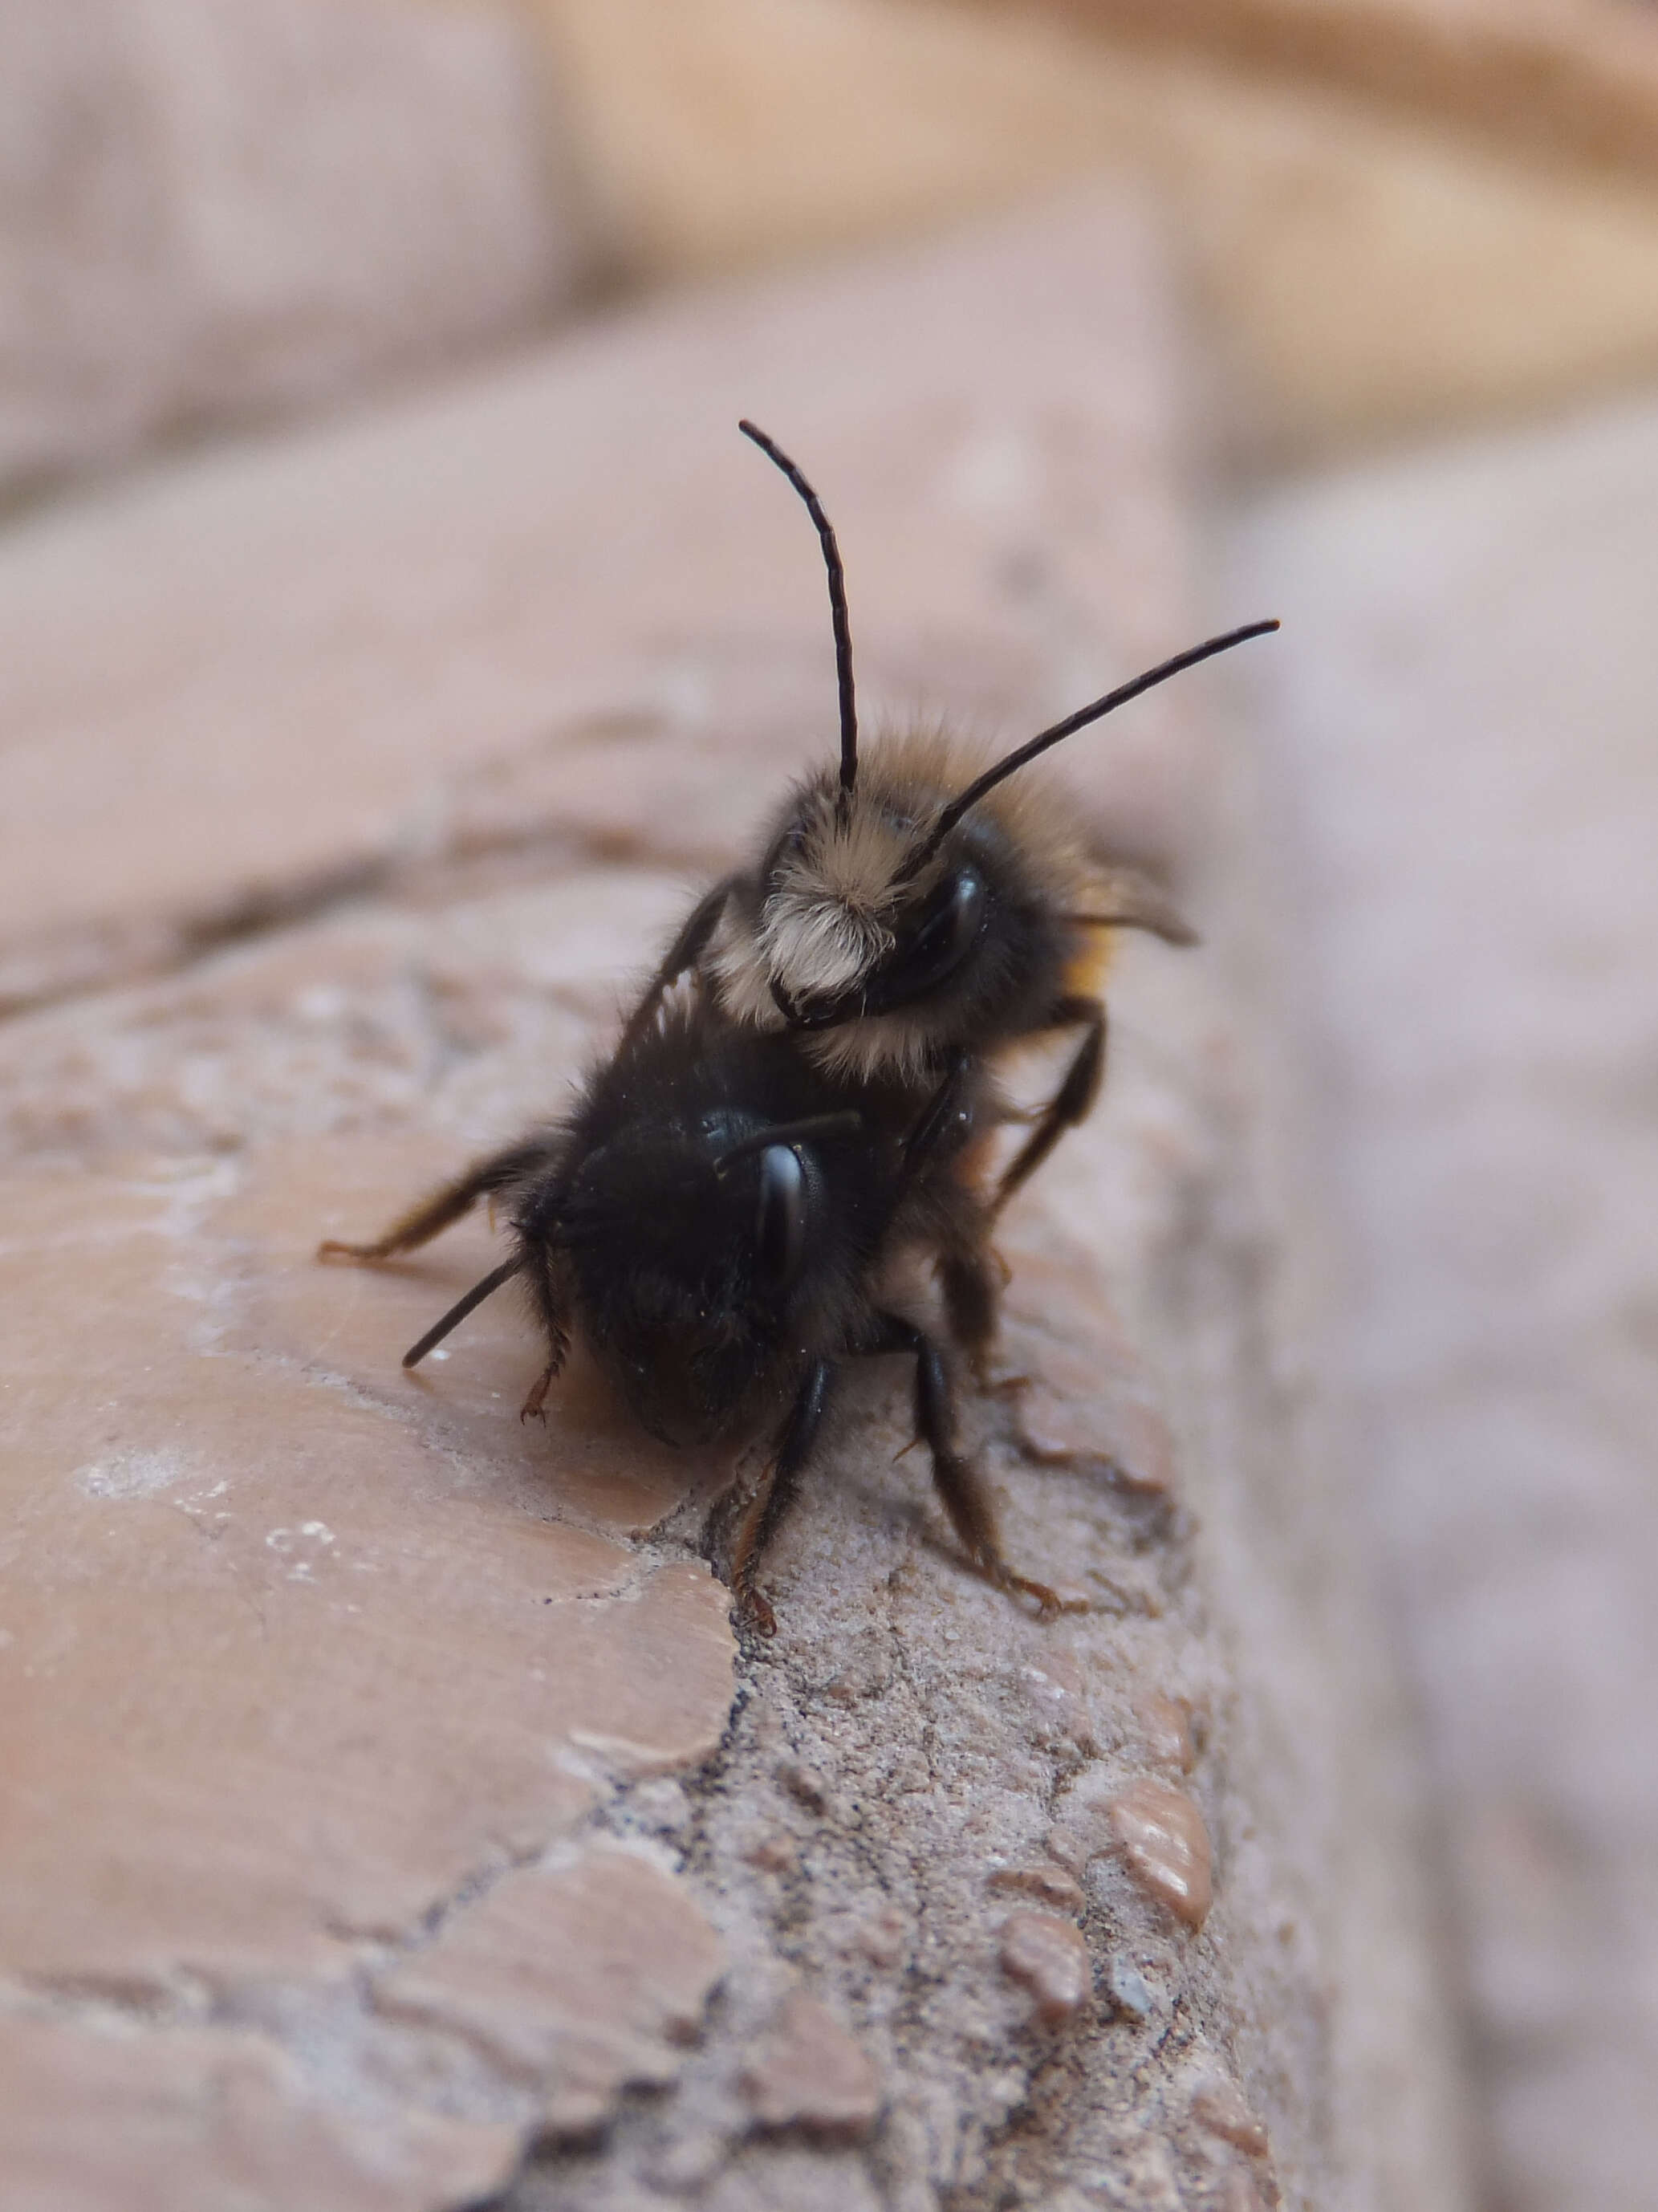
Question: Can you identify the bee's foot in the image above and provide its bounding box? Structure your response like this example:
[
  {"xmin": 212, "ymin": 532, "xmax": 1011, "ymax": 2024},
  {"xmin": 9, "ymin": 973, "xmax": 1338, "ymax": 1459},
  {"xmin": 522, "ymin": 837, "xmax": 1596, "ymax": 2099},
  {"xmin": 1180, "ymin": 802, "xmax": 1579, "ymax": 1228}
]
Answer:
[
  {"xmin": 993, "ymin": 1563, "xmax": 1090, "ymax": 1621},
  {"xmin": 316, "ymin": 1238, "xmax": 389, "ymax": 1264},
  {"xmin": 734, "ymin": 1586, "xmax": 778, "ymax": 1638}
]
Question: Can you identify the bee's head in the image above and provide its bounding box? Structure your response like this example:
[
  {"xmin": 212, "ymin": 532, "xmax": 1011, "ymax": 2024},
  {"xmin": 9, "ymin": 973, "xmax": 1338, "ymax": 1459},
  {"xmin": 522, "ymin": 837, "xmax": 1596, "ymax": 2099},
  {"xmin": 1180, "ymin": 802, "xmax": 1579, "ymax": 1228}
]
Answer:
[
  {"xmin": 559, "ymin": 1104, "xmax": 861, "ymax": 1447},
  {"xmin": 733, "ymin": 418, "xmax": 1278, "ymax": 1057},
  {"xmin": 754, "ymin": 760, "xmax": 993, "ymax": 1036}
]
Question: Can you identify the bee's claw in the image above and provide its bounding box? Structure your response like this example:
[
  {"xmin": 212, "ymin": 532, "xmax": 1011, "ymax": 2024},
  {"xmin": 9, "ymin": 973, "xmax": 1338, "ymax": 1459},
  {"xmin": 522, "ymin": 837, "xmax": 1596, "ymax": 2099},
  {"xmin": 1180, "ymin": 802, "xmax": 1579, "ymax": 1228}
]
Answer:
[
  {"xmin": 991, "ymin": 1562, "xmax": 1089, "ymax": 1620},
  {"xmin": 518, "ymin": 1362, "xmax": 557, "ymax": 1425},
  {"xmin": 735, "ymin": 1586, "xmax": 778, "ymax": 1637}
]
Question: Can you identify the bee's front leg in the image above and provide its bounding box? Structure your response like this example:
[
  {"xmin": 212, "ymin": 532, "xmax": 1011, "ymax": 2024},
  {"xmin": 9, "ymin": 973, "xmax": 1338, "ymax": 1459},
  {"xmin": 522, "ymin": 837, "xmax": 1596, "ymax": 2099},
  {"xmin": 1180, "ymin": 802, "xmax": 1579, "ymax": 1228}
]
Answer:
[{"xmin": 728, "ymin": 1358, "xmax": 838, "ymax": 1637}]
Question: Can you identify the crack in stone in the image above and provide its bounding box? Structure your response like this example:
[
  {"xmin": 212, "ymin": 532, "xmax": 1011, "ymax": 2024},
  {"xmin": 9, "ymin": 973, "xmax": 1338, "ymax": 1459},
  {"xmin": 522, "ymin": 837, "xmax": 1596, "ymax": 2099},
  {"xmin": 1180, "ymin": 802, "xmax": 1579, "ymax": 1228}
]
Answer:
[{"xmin": 0, "ymin": 808, "xmax": 692, "ymax": 1031}]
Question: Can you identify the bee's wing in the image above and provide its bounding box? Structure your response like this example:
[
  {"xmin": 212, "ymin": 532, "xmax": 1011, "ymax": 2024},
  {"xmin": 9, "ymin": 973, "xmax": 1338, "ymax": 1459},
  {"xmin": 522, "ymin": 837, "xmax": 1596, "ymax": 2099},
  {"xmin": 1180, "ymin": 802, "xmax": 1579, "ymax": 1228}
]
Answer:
[{"xmin": 1070, "ymin": 864, "xmax": 1197, "ymax": 948}]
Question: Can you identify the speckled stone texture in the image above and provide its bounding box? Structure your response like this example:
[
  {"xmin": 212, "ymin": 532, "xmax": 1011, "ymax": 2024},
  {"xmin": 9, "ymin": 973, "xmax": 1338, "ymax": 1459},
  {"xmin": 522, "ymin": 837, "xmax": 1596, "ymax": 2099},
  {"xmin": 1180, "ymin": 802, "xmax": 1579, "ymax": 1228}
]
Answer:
[
  {"xmin": 0, "ymin": 197, "xmax": 1461, "ymax": 2208},
  {"xmin": 1225, "ymin": 392, "xmax": 1658, "ymax": 2212}
]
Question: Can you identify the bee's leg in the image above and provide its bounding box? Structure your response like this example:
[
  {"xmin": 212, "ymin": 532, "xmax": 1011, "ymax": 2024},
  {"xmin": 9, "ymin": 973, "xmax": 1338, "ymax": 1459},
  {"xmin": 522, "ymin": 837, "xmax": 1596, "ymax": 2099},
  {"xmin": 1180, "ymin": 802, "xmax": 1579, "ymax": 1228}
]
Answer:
[
  {"xmin": 617, "ymin": 874, "xmax": 738, "ymax": 1047},
  {"xmin": 518, "ymin": 1356, "xmax": 560, "ymax": 1425},
  {"xmin": 938, "ymin": 1240, "xmax": 1006, "ymax": 1387},
  {"xmin": 898, "ymin": 1049, "xmax": 974, "ymax": 1182},
  {"xmin": 868, "ymin": 1312, "xmax": 1084, "ymax": 1620},
  {"xmin": 900, "ymin": 1056, "xmax": 1012, "ymax": 1382},
  {"xmin": 516, "ymin": 1242, "xmax": 570, "ymax": 1423},
  {"xmin": 917, "ymin": 1169, "xmax": 1004, "ymax": 1381},
  {"xmin": 729, "ymin": 1358, "xmax": 838, "ymax": 1637},
  {"xmin": 991, "ymin": 995, "xmax": 1104, "ymax": 1217},
  {"xmin": 317, "ymin": 1141, "xmax": 551, "ymax": 1263}
]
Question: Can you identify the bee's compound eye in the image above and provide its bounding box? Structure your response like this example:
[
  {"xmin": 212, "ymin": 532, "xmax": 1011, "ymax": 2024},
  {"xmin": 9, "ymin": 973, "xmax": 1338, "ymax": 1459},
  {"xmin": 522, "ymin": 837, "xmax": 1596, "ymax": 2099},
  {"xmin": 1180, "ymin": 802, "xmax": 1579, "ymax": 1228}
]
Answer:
[
  {"xmin": 926, "ymin": 868, "xmax": 985, "ymax": 969},
  {"xmin": 865, "ymin": 866, "xmax": 986, "ymax": 1013},
  {"xmin": 755, "ymin": 1144, "xmax": 807, "ymax": 1291}
]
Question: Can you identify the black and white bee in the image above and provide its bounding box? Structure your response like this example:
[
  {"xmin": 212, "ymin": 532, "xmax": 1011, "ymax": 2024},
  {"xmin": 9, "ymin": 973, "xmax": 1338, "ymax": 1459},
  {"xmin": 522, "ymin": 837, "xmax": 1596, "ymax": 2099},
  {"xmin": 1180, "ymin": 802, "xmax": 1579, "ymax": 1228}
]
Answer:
[{"xmin": 319, "ymin": 998, "xmax": 1071, "ymax": 1633}]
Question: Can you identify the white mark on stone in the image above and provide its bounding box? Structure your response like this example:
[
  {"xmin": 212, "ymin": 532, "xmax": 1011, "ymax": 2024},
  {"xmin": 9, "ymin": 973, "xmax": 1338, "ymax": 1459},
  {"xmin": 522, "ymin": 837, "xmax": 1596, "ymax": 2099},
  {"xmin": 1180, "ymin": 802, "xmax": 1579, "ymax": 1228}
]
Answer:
[
  {"xmin": 1107, "ymin": 1954, "xmax": 1157, "ymax": 2020},
  {"xmin": 77, "ymin": 1447, "xmax": 192, "ymax": 1501},
  {"xmin": 266, "ymin": 1523, "xmax": 336, "ymax": 1580}
]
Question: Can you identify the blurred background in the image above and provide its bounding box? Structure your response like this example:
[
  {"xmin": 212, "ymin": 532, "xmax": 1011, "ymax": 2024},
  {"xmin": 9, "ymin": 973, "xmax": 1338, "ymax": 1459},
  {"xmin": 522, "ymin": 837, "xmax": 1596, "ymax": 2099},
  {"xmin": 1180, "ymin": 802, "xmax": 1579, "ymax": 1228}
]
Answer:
[{"xmin": 4, "ymin": 3, "xmax": 1656, "ymax": 2208}]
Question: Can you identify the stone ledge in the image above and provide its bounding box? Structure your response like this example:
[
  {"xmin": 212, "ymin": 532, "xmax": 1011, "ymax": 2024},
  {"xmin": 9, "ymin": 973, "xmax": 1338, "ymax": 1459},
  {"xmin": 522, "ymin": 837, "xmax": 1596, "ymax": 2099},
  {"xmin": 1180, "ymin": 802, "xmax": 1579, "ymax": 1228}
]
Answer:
[{"xmin": 0, "ymin": 193, "xmax": 1461, "ymax": 2208}]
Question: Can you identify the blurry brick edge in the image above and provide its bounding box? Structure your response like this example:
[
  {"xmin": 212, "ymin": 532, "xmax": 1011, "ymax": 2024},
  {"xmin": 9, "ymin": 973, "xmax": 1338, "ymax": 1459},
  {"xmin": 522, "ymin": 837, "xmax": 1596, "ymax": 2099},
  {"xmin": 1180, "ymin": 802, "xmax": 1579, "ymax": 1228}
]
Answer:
[
  {"xmin": 961, "ymin": 0, "xmax": 1658, "ymax": 189},
  {"xmin": 0, "ymin": 0, "xmax": 592, "ymax": 499}
]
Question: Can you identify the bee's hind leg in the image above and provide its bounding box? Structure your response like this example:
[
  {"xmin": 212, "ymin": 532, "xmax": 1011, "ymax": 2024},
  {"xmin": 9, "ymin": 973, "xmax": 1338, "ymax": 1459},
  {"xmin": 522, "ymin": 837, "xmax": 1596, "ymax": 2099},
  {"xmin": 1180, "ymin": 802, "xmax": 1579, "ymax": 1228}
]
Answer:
[
  {"xmin": 516, "ymin": 1243, "xmax": 570, "ymax": 1422},
  {"xmin": 868, "ymin": 1311, "xmax": 1083, "ymax": 1620}
]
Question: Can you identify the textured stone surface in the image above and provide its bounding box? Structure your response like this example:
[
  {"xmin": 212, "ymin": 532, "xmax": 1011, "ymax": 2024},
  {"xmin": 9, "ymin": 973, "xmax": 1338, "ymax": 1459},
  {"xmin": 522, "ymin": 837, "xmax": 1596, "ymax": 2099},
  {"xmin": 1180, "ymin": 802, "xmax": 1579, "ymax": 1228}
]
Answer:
[
  {"xmin": 0, "ymin": 197, "xmax": 1463, "ymax": 2206},
  {"xmin": 1, "ymin": 1156, "xmax": 732, "ymax": 1974},
  {"xmin": 1106, "ymin": 1778, "xmax": 1215, "ymax": 1931},
  {"xmin": 738, "ymin": 1990, "xmax": 884, "ymax": 2137},
  {"xmin": 0, "ymin": 2017, "xmax": 523, "ymax": 2212},
  {"xmin": 0, "ymin": 0, "xmax": 583, "ymax": 497},
  {"xmin": 1226, "ymin": 388, "xmax": 1658, "ymax": 2212},
  {"xmin": 998, "ymin": 1909, "xmax": 1092, "ymax": 2022},
  {"xmin": 377, "ymin": 1846, "xmax": 726, "ymax": 2133}
]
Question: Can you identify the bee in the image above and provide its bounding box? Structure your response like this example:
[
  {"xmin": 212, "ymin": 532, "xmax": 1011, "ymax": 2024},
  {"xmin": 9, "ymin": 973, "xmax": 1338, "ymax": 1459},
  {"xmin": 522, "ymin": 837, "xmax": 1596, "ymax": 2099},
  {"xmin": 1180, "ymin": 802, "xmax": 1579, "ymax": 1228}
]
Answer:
[
  {"xmin": 319, "ymin": 998, "xmax": 1074, "ymax": 1633},
  {"xmin": 635, "ymin": 422, "xmax": 1278, "ymax": 1269}
]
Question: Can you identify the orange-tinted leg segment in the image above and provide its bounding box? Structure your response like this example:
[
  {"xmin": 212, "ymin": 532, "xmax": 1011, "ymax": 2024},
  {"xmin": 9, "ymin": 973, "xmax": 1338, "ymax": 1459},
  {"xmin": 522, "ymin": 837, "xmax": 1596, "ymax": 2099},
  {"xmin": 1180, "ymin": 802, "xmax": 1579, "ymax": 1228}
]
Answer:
[{"xmin": 317, "ymin": 1141, "xmax": 551, "ymax": 1264}]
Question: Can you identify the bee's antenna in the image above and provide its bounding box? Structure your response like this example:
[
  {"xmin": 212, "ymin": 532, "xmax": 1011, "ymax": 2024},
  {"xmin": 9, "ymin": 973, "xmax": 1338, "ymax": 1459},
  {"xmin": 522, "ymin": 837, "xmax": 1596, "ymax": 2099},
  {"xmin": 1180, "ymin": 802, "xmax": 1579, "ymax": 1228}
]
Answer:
[
  {"xmin": 713, "ymin": 1111, "xmax": 865, "ymax": 1173},
  {"xmin": 402, "ymin": 1254, "xmax": 526, "ymax": 1369},
  {"xmin": 738, "ymin": 421, "xmax": 859, "ymax": 798},
  {"xmin": 917, "ymin": 620, "xmax": 1281, "ymax": 862}
]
